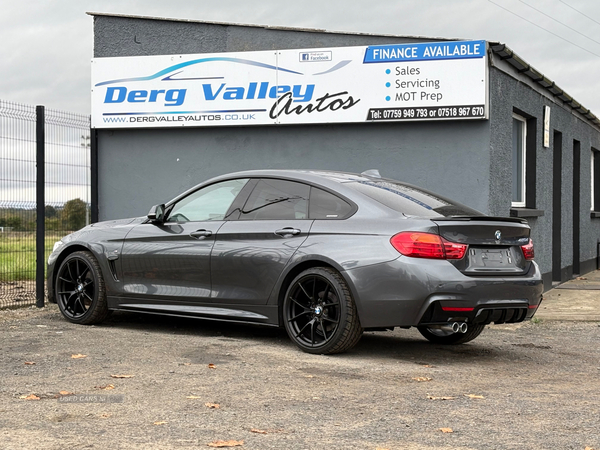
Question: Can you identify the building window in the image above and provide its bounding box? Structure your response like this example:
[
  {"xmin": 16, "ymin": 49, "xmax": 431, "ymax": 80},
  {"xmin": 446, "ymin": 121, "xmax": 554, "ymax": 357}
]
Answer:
[
  {"xmin": 592, "ymin": 149, "xmax": 600, "ymax": 211},
  {"xmin": 512, "ymin": 114, "xmax": 527, "ymax": 207}
]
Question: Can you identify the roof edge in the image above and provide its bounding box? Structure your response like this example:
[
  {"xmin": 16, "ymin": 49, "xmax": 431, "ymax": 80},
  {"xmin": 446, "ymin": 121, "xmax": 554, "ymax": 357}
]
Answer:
[
  {"xmin": 86, "ymin": 11, "xmax": 461, "ymax": 42},
  {"xmin": 489, "ymin": 41, "xmax": 599, "ymax": 130}
]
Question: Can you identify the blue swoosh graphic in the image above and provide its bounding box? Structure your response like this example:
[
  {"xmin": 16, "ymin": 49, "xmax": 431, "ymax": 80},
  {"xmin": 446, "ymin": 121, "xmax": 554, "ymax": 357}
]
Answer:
[
  {"xmin": 95, "ymin": 57, "xmax": 304, "ymax": 86},
  {"xmin": 313, "ymin": 60, "xmax": 352, "ymax": 76},
  {"xmin": 161, "ymin": 70, "xmax": 224, "ymax": 81}
]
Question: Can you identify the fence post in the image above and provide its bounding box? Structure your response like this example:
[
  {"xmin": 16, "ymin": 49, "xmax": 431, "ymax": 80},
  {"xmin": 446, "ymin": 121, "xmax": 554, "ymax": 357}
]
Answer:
[
  {"xmin": 36, "ymin": 106, "xmax": 45, "ymax": 308},
  {"xmin": 91, "ymin": 128, "xmax": 99, "ymax": 223}
]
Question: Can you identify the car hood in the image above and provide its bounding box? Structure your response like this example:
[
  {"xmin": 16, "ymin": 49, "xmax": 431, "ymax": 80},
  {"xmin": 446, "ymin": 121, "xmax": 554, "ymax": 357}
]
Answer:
[
  {"xmin": 61, "ymin": 217, "xmax": 145, "ymax": 245},
  {"xmin": 88, "ymin": 217, "xmax": 145, "ymax": 229}
]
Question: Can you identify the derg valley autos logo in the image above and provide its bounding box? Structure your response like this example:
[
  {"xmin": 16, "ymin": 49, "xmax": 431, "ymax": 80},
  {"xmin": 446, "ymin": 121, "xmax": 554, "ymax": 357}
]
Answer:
[{"xmin": 96, "ymin": 56, "xmax": 360, "ymax": 120}]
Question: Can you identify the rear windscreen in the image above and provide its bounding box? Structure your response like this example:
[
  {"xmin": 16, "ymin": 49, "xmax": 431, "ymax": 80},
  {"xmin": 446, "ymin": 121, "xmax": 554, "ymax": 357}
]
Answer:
[{"xmin": 347, "ymin": 180, "xmax": 483, "ymax": 218}]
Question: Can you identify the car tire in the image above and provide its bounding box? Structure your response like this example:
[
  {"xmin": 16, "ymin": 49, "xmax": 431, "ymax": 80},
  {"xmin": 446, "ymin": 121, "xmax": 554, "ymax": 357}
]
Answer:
[
  {"xmin": 417, "ymin": 324, "xmax": 485, "ymax": 345},
  {"xmin": 55, "ymin": 251, "xmax": 109, "ymax": 325},
  {"xmin": 283, "ymin": 267, "xmax": 363, "ymax": 355}
]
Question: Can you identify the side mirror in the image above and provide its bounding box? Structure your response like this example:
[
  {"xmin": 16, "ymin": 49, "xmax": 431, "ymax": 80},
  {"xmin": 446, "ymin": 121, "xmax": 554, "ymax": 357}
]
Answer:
[{"xmin": 147, "ymin": 204, "xmax": 166, "ymax": 224}]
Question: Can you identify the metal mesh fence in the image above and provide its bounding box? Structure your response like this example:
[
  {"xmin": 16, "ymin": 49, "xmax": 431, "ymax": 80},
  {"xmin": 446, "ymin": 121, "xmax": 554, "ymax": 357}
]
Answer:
[
  {"xmin": 0, "ymin": 101, "xmax": 37, "ymax": 305},
  {"xmin": 0, "ymin": 100, "xmax": 90, "ymax": 308}
]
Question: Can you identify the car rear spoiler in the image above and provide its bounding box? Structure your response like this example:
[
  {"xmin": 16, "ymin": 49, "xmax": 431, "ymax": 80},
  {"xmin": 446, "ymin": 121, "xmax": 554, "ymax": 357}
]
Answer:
[{"xmin": 432, "ymin": 216, "xmax": 528, "ymax": 224}]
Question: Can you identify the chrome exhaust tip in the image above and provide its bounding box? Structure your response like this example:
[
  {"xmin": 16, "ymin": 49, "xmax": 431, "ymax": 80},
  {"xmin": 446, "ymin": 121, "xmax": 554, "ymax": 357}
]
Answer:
[{"xmin": 430, "ymin": 322, "xmax": 468, "ymax": 334}]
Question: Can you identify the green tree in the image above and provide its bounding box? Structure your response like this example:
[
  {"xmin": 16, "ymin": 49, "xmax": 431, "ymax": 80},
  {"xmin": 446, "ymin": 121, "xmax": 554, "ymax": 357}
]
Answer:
[
  {"xmin": 61, "ymin": 198, "xmax": 88, "ymax": 231},
  {"xmin": 45, "ymin": 218, "xmax": 60, "ymax": 231},
  {"xmin": 45, "ymin": 205, "xmax": 57, "ymax": 218},
  {"xmin": 0, "ymin": 216, "xmax": 22, "ymax": 230}
]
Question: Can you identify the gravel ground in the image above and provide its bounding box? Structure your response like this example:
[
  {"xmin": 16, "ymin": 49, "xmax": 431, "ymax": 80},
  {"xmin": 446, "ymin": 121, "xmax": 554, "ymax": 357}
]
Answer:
[{"xmin": 1, "ymin": 304, "xmax": 599, "ymax": 450}]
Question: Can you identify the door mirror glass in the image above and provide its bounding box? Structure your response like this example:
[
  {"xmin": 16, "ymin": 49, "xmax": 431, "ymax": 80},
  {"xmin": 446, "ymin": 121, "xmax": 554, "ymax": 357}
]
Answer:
[{"xmin": 147, "ymin": 204, "xmax": 166, "ymax": 223}]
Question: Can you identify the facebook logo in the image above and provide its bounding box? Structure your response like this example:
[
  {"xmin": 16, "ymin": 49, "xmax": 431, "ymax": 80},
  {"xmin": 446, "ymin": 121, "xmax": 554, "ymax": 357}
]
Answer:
[{"xmin": 299, "ymin": 51, "xmax": 332, "ymax": 62}]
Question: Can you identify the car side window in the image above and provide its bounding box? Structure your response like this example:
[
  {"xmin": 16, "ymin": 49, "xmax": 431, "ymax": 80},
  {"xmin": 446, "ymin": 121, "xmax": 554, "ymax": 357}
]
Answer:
[
  {"xmin": 167, "ymin": 178, "xmax": 249, "ymax": 223},
  {"xmin": 309, "ymin": 187, "xmax": 353, "ymax": 219},
  {"xmin": 240, "ymin": 179, "xmax": 310, "ymax": 220}
]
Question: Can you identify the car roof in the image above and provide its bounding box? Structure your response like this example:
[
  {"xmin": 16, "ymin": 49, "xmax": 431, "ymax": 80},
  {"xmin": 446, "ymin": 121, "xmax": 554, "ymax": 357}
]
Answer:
[{"xmin": 211, "ymin": 169, "xmax": 378, "ymax": 185}]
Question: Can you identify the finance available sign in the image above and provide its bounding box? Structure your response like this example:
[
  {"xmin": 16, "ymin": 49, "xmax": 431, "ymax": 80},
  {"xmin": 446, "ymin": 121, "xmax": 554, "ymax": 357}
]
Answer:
[{"xmin": 91, "ymin": 40, "xmax": 487, "ymax": 128}]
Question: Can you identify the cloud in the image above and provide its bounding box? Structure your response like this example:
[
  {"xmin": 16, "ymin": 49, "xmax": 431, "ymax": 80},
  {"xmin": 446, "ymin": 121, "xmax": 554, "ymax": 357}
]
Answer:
[{"xmin": 0, "ymin": 0, "xmax": 599, "ymax": 115}]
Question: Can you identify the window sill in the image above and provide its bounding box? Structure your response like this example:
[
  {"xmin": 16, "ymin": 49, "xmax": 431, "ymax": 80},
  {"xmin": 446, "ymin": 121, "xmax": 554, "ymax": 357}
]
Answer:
[
  {"xmin": 591, "ymin": 211, "xmax": 600, "ymax": 218},
  {"xmin": 510, "ymin": 208, "xmax": 545, "ymax": 218}
]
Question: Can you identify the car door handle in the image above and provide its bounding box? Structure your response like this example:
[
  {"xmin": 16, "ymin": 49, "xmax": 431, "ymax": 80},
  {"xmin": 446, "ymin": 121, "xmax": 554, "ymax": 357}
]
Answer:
[
  {"xmin": 190, "ymin": 229, "xmax": 212, "ymax": 239},
  {"xmin": 275, "ymin": 227, "xmax": 301, "ymax": 237}
]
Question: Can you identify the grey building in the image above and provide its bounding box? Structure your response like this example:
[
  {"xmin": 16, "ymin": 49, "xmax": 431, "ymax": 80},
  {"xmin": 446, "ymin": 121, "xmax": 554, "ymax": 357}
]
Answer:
[{"xmin": 90, "ymin": 12, "xmax": 600, "ymax": 291}]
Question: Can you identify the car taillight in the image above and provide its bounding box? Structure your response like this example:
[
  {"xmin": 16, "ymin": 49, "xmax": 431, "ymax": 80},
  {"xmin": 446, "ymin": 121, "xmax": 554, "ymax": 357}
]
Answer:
[
  {"xmin": 521, "ymin": 239, "xmax": 534, "ymax": 260},
  {"xmin": 390, "ymin": 232, "xmax": 468, "ymax": 260}
]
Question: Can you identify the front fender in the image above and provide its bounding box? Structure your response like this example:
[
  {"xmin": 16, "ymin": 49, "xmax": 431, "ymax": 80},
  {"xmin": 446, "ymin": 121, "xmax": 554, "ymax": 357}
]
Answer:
[{"xmin": 47, "ymin": 224, "xmax": 134, "ymax": 302}]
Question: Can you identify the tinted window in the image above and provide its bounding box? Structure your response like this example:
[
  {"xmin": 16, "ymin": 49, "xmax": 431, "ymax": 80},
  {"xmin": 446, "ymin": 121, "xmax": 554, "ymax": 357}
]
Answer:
[
  {"xmin": 241, "ymin": 179, "xmax": 309, "ymax": 220},
  {"xmin": 168, "ymin": 179, "xmax": 249, "ymax": 222},
  {"xmin": 309, "ymin": 187, "xmax": 353, "ymax": 219},
  {"xmin": 348, "ymin": 180, "xmax": 482, "ymax": 218}
]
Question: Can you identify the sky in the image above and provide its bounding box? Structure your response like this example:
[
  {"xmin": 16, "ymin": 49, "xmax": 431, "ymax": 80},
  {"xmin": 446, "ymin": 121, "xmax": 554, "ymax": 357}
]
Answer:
[{"xmin": 0, "ymin": 0, "xmax": 599, "ymax": 116}]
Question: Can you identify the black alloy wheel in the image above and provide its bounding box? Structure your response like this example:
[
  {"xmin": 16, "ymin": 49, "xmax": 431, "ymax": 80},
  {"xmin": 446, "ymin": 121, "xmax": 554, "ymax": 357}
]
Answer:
[
  {"xmin": 55, "ymin": 251, "xmax": 109, "ymax": 324},
  {"xmin": 283, "ymin": 267, "xmax": 362, "ymax": 354}
]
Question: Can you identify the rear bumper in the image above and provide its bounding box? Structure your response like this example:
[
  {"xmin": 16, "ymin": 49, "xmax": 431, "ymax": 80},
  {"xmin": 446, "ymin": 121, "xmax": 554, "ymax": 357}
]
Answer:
[
  {"xmin": 343, "ymin": 257, "xmax": 543, "ymax": 328},
  {"xmin": 417, "ymin": 299, "xmax": 539, "ymax": 327}
]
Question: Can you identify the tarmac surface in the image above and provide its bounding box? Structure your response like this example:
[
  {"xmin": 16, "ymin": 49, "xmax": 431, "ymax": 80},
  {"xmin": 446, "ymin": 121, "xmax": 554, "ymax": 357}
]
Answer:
[{"xmin": 536, "ymin": 269, "xmax": 600, "ymax": 322}]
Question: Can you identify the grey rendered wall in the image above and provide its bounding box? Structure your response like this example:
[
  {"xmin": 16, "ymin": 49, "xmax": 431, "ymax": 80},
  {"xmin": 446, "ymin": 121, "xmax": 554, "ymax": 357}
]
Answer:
[
  {"xmin": 93, "ymin": 14, "xmax": 600, "ymax": 285},
  {"xmin": 94, "ymin": 15, "xmax": 492, "ymax": 221},
  {"xmin": 98, "ymin": 120, "xmax": 491, "ymax": 221},
  {"xmin": 489, "ymin": 66, "xmax": 600, "ymax": 281}
]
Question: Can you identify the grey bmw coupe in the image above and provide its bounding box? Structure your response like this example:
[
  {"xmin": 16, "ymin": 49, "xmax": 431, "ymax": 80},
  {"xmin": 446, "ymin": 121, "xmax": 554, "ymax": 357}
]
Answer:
[{"xmin": 48, "ymin": 170, "xmax": 543, "ymax": 354}]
